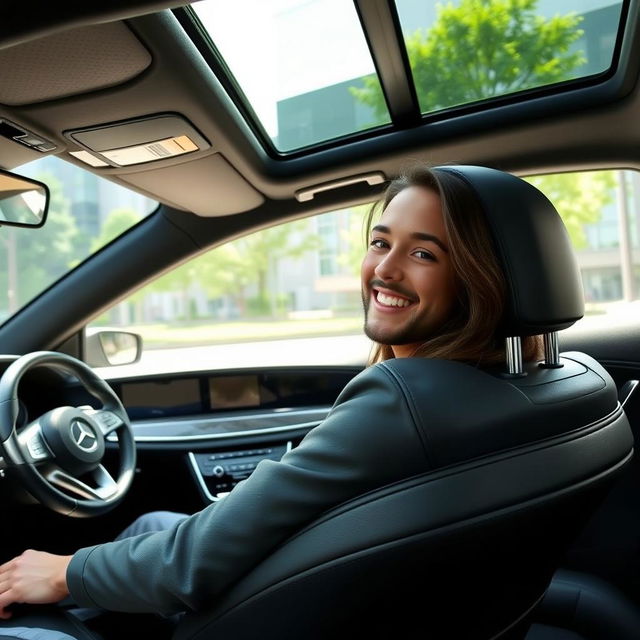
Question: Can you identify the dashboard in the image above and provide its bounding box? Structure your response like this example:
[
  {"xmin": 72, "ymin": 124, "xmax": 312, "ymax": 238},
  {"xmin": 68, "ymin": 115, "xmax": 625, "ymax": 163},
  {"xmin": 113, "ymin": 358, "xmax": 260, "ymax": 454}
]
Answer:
[
  {"xmin": 111, "ymin": 368, "xmax": 361, "ymax": 501},
  {"xmin": 3, "ymin": 362, "xmax": 362, "ymax": 503},
  {"xmin": 114, "ymin": 367, "xmax": 355, "ymax": 423}
]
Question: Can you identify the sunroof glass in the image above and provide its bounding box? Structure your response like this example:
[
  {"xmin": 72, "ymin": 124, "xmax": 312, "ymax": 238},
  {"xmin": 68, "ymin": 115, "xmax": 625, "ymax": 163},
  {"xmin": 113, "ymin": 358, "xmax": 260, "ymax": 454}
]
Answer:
[
  {"xmin": 394, "ymin": 0, "xmax": 625, "ymax": 116},
  {"xmin": 192, "ymin": 0, "xmax": 391, "ymax": 152}
]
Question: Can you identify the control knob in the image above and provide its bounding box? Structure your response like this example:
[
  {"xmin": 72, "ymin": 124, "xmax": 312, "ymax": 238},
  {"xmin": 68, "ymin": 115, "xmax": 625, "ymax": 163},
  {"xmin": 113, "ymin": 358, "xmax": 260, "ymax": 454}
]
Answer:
[{"xmin": 212, "ymin": 464, "xmax": 225, "ymax": 478}]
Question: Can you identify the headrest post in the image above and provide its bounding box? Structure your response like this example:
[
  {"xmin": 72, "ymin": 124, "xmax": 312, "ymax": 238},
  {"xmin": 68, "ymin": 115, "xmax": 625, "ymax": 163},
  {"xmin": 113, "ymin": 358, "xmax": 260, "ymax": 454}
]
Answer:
[
  {"xmin": 505, "ymin": 336, "xmax": 524, "ymax": 376},
  {"xmin": 541, "ymin": 332, "xmax": 563, "ymax": 369}
]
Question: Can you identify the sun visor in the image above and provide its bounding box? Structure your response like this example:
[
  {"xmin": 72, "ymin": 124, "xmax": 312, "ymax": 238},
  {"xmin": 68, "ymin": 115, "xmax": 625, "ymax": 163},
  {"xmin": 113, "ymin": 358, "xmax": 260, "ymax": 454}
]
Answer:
[
  {"xmin": 66, "ymin": 114, "xmax": 210, "ymax": 168},
  {"xmin": 119, "ymin": 153, "xmax": 264, "ymax": 216},
  {"xmin": 0, "ymin": 23, "xmax": 151, "ymax": 105}
]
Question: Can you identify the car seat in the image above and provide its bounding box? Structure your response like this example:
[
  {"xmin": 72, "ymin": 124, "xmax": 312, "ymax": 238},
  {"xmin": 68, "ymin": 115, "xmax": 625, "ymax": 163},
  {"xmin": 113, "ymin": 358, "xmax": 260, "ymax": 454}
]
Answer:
[{"xmin": 172, "ymin": 166, "xmax": 635, "ymax": 639}]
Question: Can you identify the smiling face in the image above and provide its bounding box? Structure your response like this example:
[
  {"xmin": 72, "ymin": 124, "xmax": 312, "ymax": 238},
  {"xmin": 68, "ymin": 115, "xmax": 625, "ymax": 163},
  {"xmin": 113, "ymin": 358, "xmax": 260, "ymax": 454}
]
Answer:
[{"xmin": 361, "ymin": 186, "xmax": 457, "ymax": 358}]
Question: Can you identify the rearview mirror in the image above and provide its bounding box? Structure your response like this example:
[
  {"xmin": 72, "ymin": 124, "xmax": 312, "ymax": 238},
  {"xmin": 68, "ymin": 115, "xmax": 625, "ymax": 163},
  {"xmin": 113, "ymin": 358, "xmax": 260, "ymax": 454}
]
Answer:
[{"xmin": 0, "ymin": 168, "xmax": 49, "ymax": 228}]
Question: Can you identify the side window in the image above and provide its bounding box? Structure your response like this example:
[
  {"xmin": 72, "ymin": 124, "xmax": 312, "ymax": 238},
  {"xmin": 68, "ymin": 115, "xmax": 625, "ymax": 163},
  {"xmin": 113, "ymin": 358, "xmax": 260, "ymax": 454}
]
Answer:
[
  {"xmin": 88, "ymin": 207, "xmax": 371, "ymax": 376},
  {"xmin": 90, "ymin": 169, "xmax": 633, "ymax": 377},
  {"xmin": 526, "ymin": 170, "xmax": 640, "ymax": 329}
]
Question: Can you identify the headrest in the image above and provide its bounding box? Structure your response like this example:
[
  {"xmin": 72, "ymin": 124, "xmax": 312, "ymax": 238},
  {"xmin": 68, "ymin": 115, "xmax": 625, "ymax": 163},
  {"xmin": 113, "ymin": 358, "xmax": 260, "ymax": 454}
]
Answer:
[{"xmin": 434, "ymin": 166, "xmax": 584, "ymax": 336}]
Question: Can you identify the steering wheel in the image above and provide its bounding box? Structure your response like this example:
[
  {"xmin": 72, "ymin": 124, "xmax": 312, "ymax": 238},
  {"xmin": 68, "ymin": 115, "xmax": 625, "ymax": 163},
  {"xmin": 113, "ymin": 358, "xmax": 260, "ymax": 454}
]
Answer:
[{"xmin": 0, "ymin": 351, "xmax": 136, "ymax": 517}]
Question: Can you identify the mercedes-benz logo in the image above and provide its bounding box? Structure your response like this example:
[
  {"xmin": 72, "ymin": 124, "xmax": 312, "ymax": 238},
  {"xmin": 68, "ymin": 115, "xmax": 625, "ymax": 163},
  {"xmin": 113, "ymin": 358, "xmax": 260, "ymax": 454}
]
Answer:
[{"xmin": 70, "ymin": 420, "xmax": 98, "ymax": 452}]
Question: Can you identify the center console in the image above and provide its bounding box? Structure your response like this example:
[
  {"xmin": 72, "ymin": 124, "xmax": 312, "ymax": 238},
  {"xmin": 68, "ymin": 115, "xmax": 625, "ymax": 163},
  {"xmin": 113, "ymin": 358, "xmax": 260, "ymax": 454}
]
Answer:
[{"xmin": 188, "ymin": 442, "xmax": 292, "ymax": 501}]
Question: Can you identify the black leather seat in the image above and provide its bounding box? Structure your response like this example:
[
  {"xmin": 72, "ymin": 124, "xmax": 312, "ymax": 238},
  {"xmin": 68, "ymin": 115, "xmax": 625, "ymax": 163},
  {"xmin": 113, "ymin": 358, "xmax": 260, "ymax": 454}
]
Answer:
[{"xmin": 171, "ymin": 166, "xmax": 634, "ymax": 639}]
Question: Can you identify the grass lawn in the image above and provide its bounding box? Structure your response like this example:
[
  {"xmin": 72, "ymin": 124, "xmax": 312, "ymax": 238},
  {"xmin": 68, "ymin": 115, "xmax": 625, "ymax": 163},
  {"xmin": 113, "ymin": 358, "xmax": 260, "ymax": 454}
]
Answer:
[{"xmin": 133, "ymin": 315, "xmax": 364, "ymax": 348}]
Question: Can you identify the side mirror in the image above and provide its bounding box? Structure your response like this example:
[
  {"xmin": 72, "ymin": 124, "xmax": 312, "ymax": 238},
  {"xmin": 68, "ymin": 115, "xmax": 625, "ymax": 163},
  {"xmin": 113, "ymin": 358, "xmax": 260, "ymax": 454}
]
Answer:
[
  {"xmin": 85, "ymin": 329, "xmax": 142, "ymax": 367},
  {"xmin": 0, "ymin": 169, "xmax": 49, "ymax": 228}
]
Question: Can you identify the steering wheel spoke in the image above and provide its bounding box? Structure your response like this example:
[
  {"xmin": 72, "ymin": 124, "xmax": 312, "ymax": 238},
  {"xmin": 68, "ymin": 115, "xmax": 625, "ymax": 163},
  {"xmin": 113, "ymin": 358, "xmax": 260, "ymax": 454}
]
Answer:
[{"xmin": 46, "ymin": 464, "xmax": 119, "ymax": 501}]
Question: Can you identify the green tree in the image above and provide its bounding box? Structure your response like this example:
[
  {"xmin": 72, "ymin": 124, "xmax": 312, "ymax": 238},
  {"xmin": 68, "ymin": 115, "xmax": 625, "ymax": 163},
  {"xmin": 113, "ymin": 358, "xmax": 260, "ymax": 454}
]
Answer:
[
  {"xmin": 525, "ymin": 172, "xmax": 615, "ymax": 248},
  {"xmin": 89, "ymin": 208, "xmax": 147, "ymax": 324},
  {"xmin": 339, "ymin": 205, "xmax": 370, "ymax": 277},
  {"xmin": 142, "ymin": 249, "xmax": 234, "ymax": 322},
  {"xmin": 91, "ymin": 207, "xmax": 142, "ymax": 253},
  {"xmin": 138, "ymin": 219, "xmax": 321, "ymax": 320},
  {"xmin": 350, "ymin": 1, "xmax": 608, "ymax": 253},
  {"xmin": 352, "ymin": 0, "xmax": 584, "ymax": 119},
  {"xmin": 224, "ymin": 220, "xmax": 321, "ymax": 316},
  {"xmin": 195, "ymin": 243, "xmax": 254, "ymax": 315},
  {"xmin": 0, "ymin": 172, "xmax": 79, "ymax": 314}
]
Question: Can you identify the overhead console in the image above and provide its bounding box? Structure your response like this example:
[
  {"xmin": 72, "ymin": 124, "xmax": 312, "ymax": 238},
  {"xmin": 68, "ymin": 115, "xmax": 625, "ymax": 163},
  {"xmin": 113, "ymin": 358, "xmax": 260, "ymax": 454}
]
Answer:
[{"xmin": 65, "ymin": 113, "xmax": 210, "ymax": 168}]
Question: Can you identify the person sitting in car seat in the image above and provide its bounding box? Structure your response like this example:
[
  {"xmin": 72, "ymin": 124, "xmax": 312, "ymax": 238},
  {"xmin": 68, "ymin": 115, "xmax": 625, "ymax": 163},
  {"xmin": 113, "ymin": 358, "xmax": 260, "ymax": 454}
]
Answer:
[{"xmin": 0, "ymin": 165, "xmax": 541, "ymax": 623}]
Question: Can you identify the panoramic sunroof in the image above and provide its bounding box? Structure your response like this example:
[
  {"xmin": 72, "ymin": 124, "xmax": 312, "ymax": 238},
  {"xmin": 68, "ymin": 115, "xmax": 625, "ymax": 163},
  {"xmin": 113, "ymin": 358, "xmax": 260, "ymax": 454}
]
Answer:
[
  {"xmin": 191, "ymin": 0, "xmax": 391, "ymax": 152},
  {"xmin": 394, "ymin": 0, "xmax": 626, "ymax": 116},
  {"xmin": 189, "ymin": 0, "xmax": 627, "ymax": 156}
]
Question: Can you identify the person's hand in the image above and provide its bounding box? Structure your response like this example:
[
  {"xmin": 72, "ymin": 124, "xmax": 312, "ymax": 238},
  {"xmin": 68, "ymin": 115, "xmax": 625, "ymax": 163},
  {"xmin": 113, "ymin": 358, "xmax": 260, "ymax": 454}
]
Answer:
[{"xmin": 0, "ymin": 550, "xmax": 72, "ymax": 619}]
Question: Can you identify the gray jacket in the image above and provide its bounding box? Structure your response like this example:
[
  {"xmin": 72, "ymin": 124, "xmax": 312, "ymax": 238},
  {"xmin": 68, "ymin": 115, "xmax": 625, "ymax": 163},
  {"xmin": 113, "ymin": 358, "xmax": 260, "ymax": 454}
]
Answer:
[{"xmin": 66, "ymin": 361, "xmax": 434, "ymax": 616}]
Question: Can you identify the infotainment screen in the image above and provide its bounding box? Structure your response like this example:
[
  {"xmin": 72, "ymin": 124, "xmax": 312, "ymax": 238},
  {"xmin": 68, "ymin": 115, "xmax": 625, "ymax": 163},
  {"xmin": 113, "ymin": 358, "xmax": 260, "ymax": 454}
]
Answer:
[
  {"xmin": 209, "ymin": 375, "xmax": 261, "ymax": 409},
  {"xmin": 121, "ymin": 378, "xmax": 202, "ymax": 418}
]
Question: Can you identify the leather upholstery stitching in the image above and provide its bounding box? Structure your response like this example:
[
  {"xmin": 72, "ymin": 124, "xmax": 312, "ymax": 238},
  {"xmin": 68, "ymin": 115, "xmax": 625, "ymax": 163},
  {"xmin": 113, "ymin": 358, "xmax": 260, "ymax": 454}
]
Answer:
[{"xmin": 377, "ymin": 362, "xmax": 434, "ymax": 467}]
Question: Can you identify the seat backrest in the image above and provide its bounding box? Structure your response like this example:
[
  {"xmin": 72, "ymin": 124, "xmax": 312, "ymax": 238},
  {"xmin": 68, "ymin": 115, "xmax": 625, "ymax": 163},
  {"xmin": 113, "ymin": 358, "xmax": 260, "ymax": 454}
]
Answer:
[{"xmin": 174, "ymin": 167, "xmax": 634, "ymax": 640}]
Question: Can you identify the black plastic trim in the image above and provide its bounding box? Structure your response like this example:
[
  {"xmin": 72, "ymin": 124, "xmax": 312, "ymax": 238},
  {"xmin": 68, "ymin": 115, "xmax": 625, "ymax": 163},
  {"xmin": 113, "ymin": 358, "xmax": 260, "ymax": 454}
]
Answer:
[
  {"xmin": 173, "ymin": 7, "xmax": 276, "ymax": 157},
  {"xmin": 353, "ymin": 0, "xmax": 421, "ymax": 128}
]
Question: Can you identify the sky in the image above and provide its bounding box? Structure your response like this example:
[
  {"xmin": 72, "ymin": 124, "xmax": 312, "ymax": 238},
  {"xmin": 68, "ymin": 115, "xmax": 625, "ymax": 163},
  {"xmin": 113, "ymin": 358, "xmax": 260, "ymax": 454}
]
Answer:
[{"xmin": 193, "ymin": 0, "xmax": 377, "ymax": 136}]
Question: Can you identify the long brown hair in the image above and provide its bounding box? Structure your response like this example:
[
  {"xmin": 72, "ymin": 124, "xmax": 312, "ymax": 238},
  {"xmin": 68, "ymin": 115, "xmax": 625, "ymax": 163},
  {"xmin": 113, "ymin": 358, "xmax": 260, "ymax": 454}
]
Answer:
[{"xmin": 367, "ymin": 166, "xmax": 541, "ymax": 365}]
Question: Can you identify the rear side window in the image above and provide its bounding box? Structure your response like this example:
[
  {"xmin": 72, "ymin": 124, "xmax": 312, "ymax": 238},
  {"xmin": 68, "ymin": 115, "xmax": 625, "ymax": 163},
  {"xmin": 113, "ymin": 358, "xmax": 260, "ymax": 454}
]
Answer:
[{"xmin": 526, "ymin": 169, "xmax": 640, "ymax": 330}]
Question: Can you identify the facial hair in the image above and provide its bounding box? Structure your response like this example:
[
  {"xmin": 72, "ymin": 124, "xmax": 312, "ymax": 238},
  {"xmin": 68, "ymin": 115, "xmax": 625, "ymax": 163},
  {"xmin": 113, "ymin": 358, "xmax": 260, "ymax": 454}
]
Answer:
[{"xmin": 361, "ymin": 280, "xmax": 431, "ymax": 346}]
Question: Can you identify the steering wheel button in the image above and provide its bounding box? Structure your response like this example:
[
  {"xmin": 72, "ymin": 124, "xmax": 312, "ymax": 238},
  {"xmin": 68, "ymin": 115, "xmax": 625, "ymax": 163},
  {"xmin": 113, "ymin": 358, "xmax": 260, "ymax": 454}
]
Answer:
[{"xmin": 96, "ymin": 411, "xmax": 121, "ymax": 428}]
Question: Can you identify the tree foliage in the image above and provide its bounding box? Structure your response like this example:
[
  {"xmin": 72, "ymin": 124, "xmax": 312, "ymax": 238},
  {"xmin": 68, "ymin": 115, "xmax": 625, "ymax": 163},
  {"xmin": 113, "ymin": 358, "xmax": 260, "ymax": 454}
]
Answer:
[
  {"xmin": 525, "ymin": 172, "xmax": 615, "ymax": 249},
  {"xmin": 91, "ymin": 207, "xmax": 142, "ymax": 253},
  {"xmin": 352, "ymin": 0, "xmax": 584, "ymax": 119},
  {"xmin": 349, "ymin": 0, "xmax": 607, "ymax": 255},
  {"xmin": 146, "ymin": 219, "xmax": 320, "ymax": 318},
  {"xmin": 0, "ymin": 172, "xmax": 79, "ymax": 313},
  {"xmin": 338, "ymin": 205, "xmax": 370, "ymax": 277}
]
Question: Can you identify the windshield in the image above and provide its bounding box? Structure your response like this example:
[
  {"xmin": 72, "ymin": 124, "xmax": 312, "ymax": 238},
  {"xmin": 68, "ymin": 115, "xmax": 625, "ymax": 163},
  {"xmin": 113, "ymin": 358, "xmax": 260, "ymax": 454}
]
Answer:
[{"xmin": 0, "ymin": 156, "xmax": 157, "ymax": 323}]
